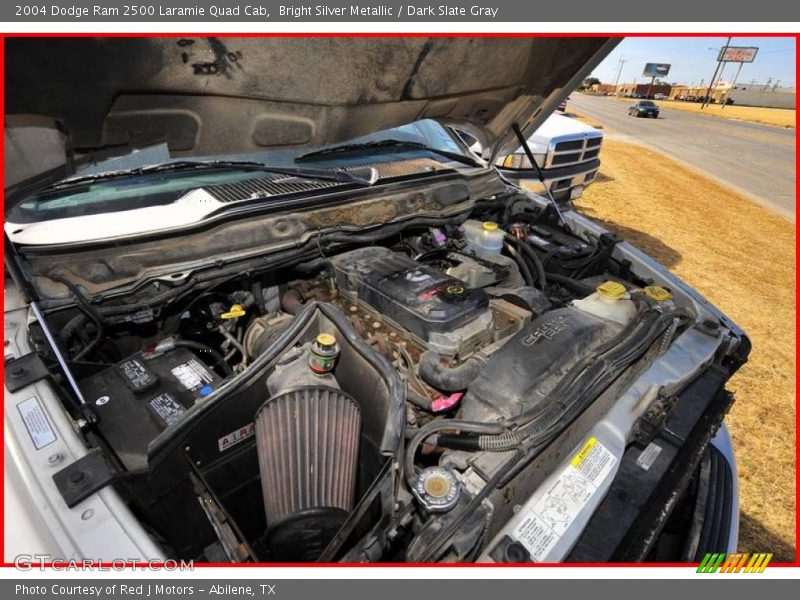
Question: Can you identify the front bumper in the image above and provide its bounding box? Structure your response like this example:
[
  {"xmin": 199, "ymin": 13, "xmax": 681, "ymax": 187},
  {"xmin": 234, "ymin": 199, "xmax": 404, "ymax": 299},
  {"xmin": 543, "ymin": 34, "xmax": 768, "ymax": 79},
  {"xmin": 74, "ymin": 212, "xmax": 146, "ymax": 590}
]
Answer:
[{"xmin": 499, "ymin": 158, "xmax": 601, "ymax": 203}]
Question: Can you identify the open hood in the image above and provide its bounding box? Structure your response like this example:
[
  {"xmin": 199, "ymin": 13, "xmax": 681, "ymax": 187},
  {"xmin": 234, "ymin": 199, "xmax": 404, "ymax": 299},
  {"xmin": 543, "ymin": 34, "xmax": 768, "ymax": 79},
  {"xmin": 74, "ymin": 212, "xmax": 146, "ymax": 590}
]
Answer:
[{"xmin": 5, "ymin": 37, "xmax": 618, "ymax": 191}]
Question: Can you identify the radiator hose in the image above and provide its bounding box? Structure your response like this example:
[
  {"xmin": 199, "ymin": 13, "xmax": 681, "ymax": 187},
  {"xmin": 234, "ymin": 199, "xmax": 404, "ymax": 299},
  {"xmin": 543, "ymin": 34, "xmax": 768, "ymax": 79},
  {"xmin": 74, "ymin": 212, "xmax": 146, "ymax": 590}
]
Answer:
[{"xmin": 417, "ymin": 350, "xmax": 487, "ymax": 393}]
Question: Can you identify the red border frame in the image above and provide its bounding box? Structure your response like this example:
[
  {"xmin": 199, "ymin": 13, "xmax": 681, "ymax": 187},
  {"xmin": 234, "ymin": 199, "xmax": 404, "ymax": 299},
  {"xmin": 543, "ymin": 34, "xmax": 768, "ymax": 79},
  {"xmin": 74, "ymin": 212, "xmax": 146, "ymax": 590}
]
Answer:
[{"xmin": 0, "ymin": 31, "xmax": 797, "ymax": 570}]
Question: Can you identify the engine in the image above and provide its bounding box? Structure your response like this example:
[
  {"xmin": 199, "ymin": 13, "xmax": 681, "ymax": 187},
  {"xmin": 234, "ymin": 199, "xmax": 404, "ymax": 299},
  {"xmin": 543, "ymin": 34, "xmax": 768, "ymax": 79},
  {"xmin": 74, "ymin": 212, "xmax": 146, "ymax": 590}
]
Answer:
[{"xmin": 51, "ymin": 211, "xmax": 681, "ymax": 564}]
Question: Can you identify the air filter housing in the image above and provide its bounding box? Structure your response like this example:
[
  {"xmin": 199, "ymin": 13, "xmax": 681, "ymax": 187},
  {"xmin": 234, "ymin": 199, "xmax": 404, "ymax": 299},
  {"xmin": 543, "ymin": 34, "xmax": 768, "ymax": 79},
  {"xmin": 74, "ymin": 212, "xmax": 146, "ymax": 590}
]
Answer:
[{"xmin": 255, "ymin": 386, "xmax": 362, "ymax": 560}]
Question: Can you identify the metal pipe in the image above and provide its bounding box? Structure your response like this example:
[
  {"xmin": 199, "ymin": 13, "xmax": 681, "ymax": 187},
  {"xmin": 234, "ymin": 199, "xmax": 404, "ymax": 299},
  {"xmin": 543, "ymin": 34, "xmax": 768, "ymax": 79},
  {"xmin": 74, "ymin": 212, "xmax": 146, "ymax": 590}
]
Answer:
[{"xmin": 29, "ymin": 301, "xmax": 87, "ymax": 406}]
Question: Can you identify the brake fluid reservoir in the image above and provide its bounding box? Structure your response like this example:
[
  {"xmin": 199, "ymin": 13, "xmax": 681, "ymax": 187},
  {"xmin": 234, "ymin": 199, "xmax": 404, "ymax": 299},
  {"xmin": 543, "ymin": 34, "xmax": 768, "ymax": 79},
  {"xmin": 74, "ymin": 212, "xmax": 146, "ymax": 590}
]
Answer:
[
  {"xmin": 572, "ymin": 280, "xmax": 636, "ymax": 326},
  {"xmin": 463, "ymin": 220, "xmax": 505, "ymax": 257}
]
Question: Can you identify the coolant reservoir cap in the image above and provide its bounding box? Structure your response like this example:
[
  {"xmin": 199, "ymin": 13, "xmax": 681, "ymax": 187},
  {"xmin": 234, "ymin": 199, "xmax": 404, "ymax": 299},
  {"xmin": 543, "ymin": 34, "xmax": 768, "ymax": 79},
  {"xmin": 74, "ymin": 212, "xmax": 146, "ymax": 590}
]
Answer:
[
  {"xmin": 482, "ymin": 221, "xmax": 499, "ymax": 231},
  {"xmin": 413, "ymin": 467, "xmax": 460, "ymax": 513},
  {"xmin": 643, "ymin": 285, "xmax": 673, "ymax": 302},
  {"xmin": 596, "ymin": 280, "xmax": 627, "ymax": 301}
]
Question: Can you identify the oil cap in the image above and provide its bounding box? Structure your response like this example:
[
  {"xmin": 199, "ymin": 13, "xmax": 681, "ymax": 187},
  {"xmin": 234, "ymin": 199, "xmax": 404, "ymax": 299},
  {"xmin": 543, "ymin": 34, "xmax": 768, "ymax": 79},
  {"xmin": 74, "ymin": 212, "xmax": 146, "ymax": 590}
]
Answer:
[
  {"xmin": 440, "ymin": 282, "xmax": 468, "ymax": 303},
  {"xmin": 482, "ymin": 221, "xmax": 499, "ymax": 231},
  {"xmin": 413, "ymin": 467, "xmax": 460, "ymax": 513},
  {"xmin": 596, "ymin": 280, "xmax": 627, "ymax": 301}
]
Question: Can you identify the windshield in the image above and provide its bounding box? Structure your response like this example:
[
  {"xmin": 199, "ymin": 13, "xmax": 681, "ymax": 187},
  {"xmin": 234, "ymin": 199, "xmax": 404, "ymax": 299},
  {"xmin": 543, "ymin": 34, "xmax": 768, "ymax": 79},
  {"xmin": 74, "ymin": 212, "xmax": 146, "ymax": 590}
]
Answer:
[
  {"xmin": 640, "ymin": 101, "xmax": 656, "ymax": 107},
  {"xmin": 8, "ymin": 119, "xmax": 470, "ymax": 224}
]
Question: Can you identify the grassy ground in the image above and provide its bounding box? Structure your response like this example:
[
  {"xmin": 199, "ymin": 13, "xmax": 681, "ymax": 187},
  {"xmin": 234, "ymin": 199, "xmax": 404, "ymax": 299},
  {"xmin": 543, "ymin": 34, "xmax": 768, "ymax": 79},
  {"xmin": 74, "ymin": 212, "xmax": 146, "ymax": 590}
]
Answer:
[
  {"xmin": 617, "ymin": 96, "xmax": 795, "ymax": 128},
  {"xmin": 526, "ymin": 139, "xmax": 796, "ymax": 561}
]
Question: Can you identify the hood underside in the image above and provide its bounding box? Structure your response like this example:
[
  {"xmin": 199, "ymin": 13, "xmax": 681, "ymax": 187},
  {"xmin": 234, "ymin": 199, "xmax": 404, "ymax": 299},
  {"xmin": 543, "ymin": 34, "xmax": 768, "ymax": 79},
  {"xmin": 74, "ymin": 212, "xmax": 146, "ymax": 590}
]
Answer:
[{"xmin": 5, "ymin": 37, "xmax": 618, "ymax": 189}]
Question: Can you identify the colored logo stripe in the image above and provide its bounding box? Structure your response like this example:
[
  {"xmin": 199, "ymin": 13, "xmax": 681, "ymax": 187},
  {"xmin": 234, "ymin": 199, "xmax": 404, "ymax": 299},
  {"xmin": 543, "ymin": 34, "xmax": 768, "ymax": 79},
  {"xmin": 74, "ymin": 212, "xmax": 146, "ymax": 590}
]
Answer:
[{"xmin": 697, "ymin": 553, "xmax": 772, "ymax": 573}]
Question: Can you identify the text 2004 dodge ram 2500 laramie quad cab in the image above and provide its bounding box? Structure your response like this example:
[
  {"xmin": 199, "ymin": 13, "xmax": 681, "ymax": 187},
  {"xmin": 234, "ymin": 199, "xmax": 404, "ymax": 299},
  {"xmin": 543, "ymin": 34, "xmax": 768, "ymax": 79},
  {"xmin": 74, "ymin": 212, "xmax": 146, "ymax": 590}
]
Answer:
[{"xmin": 4, "ymin": 38, "xmax": 746, "ymax": 564}]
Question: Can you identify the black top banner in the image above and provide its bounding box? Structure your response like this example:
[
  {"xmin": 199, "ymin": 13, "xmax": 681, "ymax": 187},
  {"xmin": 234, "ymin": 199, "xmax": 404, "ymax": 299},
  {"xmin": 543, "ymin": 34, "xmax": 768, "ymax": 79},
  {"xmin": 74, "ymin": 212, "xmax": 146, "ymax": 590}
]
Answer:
[{"xmin": 3, "ymin": 0, "xmax": 800, "ymax": 22}]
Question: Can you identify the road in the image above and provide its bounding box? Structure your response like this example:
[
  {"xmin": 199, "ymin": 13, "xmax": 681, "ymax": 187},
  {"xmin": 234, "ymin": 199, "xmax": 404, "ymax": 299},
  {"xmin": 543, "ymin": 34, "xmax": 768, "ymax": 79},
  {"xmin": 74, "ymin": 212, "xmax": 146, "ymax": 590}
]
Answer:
[{"xmin": 568, "ymin": 94, "xmax": 796, "ymax": 219}]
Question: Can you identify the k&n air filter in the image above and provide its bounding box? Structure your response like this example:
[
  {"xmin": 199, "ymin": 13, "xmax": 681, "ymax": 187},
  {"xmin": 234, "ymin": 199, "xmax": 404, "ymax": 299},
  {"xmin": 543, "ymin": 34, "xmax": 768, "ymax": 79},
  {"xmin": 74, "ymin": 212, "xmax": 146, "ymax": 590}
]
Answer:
[{"xmin": 255, "ymin": 385, "xmax": 361, "ymax": 560}]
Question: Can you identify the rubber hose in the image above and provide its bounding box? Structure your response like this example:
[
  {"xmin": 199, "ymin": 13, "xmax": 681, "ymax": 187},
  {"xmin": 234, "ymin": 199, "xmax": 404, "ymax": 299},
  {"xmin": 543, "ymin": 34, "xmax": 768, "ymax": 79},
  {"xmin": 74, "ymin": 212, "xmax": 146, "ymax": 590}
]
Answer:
[
  {"xmin": 418, "ymin": 350, "xmax": 486, "ymax": 393},
  {"xmin": 546, "ymin": 273, "xmax": 595, "ymax": 296},
  {"xmin": 173, "ymin": 340, "xmax": 234, "ymax": 377},
  {"xmin": 435, "ymin": 433, "xmax": 482, "ymax": 452},
  {"xmin": 404, "ymin": 419, "xmax": 511, "ymax": 490},
  {"xmin": 516, "ymin": 240, "xmax": 548, "ymax": 290},
  {"xmin": 406, "ymin": 387, "xmax": 434, "ymax": 411},
  {"xmin": 503, "ymin": 242, "xmax": 535, "ymax": 287}
]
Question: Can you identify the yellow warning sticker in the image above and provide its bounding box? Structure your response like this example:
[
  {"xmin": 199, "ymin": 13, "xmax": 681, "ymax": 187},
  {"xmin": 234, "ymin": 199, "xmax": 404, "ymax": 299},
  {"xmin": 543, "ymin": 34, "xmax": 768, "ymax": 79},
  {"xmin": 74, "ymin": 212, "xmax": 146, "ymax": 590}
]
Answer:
[{"xmin": 571, "ymin": 437, "xmax": 598, "ymax": 467}]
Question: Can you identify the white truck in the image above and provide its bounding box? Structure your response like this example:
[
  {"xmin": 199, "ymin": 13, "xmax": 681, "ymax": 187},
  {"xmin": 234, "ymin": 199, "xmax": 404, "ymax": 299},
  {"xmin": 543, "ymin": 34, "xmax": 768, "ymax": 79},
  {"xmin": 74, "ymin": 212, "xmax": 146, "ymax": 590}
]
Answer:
[{"xmin": 497, "ymin": 112, "xmax": 603, "ymax": 203}]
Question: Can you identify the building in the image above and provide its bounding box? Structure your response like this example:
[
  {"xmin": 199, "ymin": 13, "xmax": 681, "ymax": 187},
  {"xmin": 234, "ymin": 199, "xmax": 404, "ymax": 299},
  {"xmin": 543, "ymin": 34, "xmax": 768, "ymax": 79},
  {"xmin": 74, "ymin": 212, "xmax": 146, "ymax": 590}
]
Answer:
[
  {"xmin": 594, "ymin": 83, "xmax": 620, "ymax": 94},
  {"xmin": 668, "ymin": 82, "xmax": 795, "ymax": 108},
  {"xmin": 729, "ymin": 84, "xmax": 795, "ymax": 109},
  {"xmin": 593, "ymin": 82, "xmax": 672, "ymax": 97},
  {"xmin": 616, "ymin": 83, "xmax": 672, "ymax": 98}
]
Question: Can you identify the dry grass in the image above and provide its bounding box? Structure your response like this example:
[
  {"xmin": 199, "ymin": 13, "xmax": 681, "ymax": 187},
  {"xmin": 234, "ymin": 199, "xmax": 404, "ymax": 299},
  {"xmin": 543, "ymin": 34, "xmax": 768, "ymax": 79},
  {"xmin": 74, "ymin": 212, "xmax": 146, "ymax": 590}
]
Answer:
[
  {"xmin": 616, "ymin": 96, "xmax": 796, "ymax": 129},
  {"xmin": 539, "ymin": 140, "xmax": 796, "ymax": 560}
]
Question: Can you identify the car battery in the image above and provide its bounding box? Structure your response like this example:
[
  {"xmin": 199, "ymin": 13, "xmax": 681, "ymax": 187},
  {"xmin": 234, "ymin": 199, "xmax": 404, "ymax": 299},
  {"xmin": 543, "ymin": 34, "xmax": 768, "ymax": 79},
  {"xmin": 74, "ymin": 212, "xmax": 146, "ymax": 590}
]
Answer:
[{"xmin": 79, "ymin": 346, "xmax": 222, "ymax": 472}]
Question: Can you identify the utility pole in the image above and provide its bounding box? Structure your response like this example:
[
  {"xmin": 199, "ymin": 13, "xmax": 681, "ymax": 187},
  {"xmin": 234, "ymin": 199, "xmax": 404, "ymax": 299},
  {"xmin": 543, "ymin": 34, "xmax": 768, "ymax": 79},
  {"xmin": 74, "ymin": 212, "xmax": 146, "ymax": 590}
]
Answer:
[
  {"xmin": 613, "ymin": 57, "xmax": 627, "ymax": 96},
  {"xmin": 758, "ymin": 77, "xmax": 773, "ymax": 103},
  {"xmin": 702, "ymin": 36, "xmax": 732, "ymax": 109}
]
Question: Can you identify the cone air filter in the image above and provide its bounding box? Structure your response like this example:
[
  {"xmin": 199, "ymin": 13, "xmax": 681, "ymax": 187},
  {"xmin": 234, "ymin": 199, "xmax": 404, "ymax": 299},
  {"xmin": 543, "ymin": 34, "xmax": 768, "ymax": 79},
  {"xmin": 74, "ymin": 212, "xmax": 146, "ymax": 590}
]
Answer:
[{"xmin": 255, "ymin": 385, "xmax": 361, "ymax": 560}]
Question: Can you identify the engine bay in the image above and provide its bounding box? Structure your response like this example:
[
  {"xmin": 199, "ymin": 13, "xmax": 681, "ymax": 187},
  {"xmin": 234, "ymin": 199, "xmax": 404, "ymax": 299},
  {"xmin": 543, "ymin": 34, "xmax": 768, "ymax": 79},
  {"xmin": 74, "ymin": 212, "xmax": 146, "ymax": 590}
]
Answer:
[{"xmin": 21, "ymin": 193, "xmax": 696, "ymax": 563}]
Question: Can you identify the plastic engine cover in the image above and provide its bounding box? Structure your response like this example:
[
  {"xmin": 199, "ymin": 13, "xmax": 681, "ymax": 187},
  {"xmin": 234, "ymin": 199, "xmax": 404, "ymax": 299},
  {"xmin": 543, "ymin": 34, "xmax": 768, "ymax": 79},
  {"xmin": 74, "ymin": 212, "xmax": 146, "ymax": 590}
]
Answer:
[
  {"xmin": 461, "ymin": 307, "xmax": 622, "ymax": 421},
  {"xmin": 331, "ymin": 247, "xmax": 489, "ymax": 342}
]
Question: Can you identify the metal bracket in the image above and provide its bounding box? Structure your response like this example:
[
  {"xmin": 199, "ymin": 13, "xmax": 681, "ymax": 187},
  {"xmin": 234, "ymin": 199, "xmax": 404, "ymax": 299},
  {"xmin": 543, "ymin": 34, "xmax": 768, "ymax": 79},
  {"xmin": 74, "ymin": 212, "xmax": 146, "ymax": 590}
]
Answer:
[
  {"xmin": 634, "ymin": 388, "xmax": 679, "ymax": 445},
  {"xmin": 4, "ymin": 352, "xmax": 50, "ymax": 393},
  {"xmin": 53, "ymin": 448, "xmax": 122, "ymax": 508}
]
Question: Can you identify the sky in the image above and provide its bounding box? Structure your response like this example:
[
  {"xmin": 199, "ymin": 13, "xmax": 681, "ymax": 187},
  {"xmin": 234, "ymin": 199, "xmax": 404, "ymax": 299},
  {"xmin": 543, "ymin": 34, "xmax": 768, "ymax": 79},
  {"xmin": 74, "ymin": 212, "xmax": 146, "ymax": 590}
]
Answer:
[{"xmin": 589, "ymin": 37, "xmax": 796, "ymax": 88}]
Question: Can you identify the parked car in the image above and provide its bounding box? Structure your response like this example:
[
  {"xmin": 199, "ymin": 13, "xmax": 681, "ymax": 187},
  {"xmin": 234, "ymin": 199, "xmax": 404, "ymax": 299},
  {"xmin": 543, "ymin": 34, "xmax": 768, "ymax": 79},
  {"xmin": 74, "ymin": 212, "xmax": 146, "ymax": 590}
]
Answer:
[
  {"xmin": 629, "ymin": 100, "xmax": 661, "ymax": 118},
  {"xmin": 5, "ymin": 37, "xmax": 745, "ymax": 565},
  {"xmin": 495, "ymin": 112, "xmax": 603, "ymax": 203},
  {"xmin": 653, "ymin": 93, "xmax": 667, "ymax": 100}
]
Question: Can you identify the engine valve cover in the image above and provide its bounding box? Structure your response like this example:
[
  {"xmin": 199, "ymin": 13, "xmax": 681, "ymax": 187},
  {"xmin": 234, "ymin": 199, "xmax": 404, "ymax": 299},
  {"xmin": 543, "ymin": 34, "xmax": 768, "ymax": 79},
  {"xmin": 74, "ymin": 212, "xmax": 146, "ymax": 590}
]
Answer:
[{"xmin": 331, "ymin": 247, "xmax": 489, "ymax": 343}]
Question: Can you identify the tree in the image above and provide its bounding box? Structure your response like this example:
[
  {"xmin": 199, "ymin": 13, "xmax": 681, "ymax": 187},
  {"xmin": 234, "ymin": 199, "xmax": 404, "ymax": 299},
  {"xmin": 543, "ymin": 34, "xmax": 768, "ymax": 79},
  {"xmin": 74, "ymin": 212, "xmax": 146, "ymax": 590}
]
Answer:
[{"xmin": 579, "ymin": 77, "xmax": 602, "ymax": 90}]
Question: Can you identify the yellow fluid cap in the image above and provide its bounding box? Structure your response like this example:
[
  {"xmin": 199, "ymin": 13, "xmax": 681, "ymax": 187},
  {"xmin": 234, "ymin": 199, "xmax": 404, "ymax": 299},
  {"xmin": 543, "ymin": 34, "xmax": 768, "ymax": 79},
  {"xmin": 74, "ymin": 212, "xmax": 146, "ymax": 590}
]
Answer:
[
  {"xmin": 423, "ymin": 474, "xmax": 452, "ymax": 498},
  {"xmin": 316, "ymin": 333, "xmax": 337, "ymax": 347},
  {"xmin": 643, "ymin": 285, "xmax": 673, "ymax": 302},
  {"xmin": 220, "ymin": 304, "xmax": 246, "ymax": 319},
  {"xmin": 596, "ymin": 280, "xmax": 627, "ymax": 300},
  {"xmin": 482, "ymin": 221, "xmax": 499, "ymax": 231}
]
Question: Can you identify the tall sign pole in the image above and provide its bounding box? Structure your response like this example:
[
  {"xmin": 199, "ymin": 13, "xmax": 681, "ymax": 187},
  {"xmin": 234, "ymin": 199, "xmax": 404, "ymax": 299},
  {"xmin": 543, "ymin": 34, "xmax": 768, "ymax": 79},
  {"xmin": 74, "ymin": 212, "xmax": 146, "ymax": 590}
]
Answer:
[
  {"xmin": 721, "ymin": 61, "xmax": 744, "ymax": 109},
  {"xmin": 702, "ymin": 36, "xmax": 732, "ymax": 109}
]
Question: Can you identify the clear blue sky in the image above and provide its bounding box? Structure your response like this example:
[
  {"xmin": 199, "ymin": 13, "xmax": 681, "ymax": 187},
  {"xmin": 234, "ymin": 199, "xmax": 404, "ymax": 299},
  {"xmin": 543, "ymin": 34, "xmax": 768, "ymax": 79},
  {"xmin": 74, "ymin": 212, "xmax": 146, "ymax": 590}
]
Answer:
[{"xmin": 590, "ymin": 37, "xmax": 796, "ymax": 88}]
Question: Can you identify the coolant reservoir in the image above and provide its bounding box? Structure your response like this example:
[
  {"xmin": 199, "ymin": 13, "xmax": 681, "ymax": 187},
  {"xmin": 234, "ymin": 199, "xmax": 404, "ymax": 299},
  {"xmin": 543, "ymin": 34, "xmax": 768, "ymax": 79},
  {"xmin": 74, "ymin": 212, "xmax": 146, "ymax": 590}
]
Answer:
[
  {"xmin": 463, "ymin": 220, "xmax": 505, "ymax": 257},
  {"xmin": 572, "ymin": 280, "xmax": 636, "ymax": 326}
]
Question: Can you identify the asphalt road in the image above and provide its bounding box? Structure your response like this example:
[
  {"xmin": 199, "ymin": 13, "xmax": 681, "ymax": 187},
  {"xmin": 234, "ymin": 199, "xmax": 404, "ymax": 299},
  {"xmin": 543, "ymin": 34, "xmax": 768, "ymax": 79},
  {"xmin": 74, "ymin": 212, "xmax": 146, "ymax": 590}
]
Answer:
[{"xmin": 568, "ymin": 94, "xmax": 796, "ymax": 219}]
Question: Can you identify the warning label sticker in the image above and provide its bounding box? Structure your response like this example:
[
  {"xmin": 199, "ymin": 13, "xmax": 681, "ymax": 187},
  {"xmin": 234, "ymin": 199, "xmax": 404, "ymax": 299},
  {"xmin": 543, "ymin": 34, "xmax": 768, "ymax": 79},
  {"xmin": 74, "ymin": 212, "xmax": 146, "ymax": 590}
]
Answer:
[
  {"xmin": 513, "ymin": 437, "xmax": 616, "ymax": 561},
  {"xmin": 17, "ymin": 396, "xmax": 57, "ymax": 450},
  {"xmin": 218, "ymin": 423, "xmax": 255, "ymax": 452},
  {"xmin": 171, "ymin": 359, "xmax": 213, "ymax": 391},
  {"xmin": 636, "ymin": 442, "xmax": 663, "ymax": 471},
  {"xmin": 116, "ymin": 357, "xmax": 157, "ymax": 393},
  {"xmin": 148, "ymin": 393, "xmax": 187, "ymax": 427}
]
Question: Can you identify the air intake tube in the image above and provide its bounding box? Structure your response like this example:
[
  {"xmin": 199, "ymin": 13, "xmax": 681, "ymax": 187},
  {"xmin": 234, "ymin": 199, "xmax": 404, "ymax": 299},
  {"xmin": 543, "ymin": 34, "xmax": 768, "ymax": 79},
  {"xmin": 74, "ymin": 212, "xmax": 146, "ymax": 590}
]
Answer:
[{"xmin": 255, "ymin": 385, "xmax": 362, "ymax": 561}]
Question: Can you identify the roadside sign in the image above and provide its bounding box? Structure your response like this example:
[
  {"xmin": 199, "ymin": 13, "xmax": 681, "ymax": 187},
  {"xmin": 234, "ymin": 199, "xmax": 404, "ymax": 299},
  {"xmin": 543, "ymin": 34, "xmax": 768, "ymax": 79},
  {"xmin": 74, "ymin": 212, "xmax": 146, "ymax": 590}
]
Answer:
[
  {"xmin": 717, "ymin": 46, "xmax": 759, "ymax": 63},
  {"xmin": 643, "ymin": 63, "xmax": 671, "ymax": 77}
]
